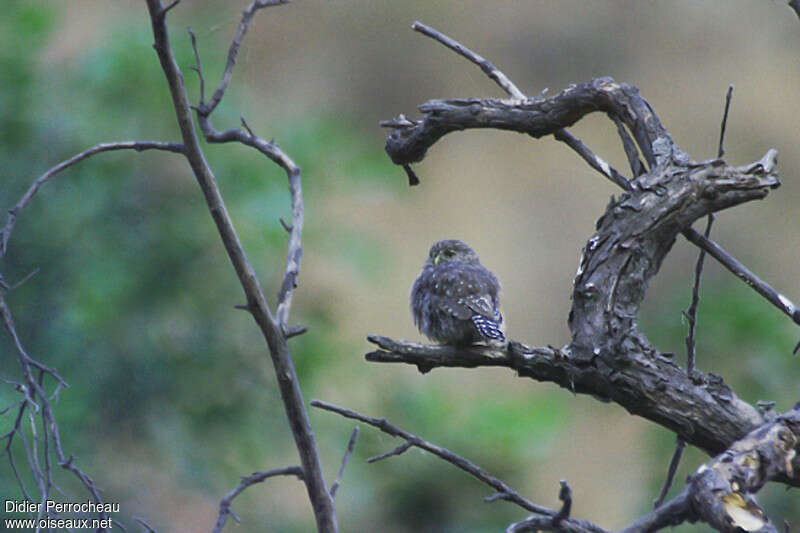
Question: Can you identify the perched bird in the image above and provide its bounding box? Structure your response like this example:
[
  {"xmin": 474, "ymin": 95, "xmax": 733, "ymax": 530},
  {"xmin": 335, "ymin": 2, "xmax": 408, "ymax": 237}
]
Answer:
[{"xmin": 410, "ymin": 239, "xmax": 506, "ymax": 346}]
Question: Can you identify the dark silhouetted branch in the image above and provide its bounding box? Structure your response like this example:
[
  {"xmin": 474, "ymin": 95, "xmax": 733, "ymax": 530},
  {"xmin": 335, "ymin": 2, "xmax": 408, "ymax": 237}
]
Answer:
[
  {"xmin": 329, "ymin": 427, "xmax": 359, "ymax": 499},
  {"xmin": 718, "ymin": 85, "xmax": 734, "ymax": 158},
  {"xmin": 411, "ymin": 21, "xmax": 526, "ymax": 100},
  {"xmin": 653, "ymin": 436, "xmax": 686, "ymax": 509},
  {"xmin": 382, "ymin": 23, "xmax": 800, "ymax": 336},
  {"xmin": 310, "ymin": 399, "xmax": 553, "ymax": 516},
  {"xmin": 553, "ymin": 129, "xmax": 633, "ymax": 191},
  {"xmin": 145, "ymin": 1, "xmax": 336, "ymax": 531},
  {"xmin": 622, "ymin": 405, "xmax": 800, "ymax": 532},
  {"xmin": 505, "ymin": 481, "xmax": 607, "ymax": 533},
  {"xmin": 201, "ymin": 0, "xmax": 289, "ymax": 115},
  {"xmin": 685, "ymin": 215, "xmax": 713, "ymax": 373},
  {"xmin": 365, "ymin": 336, "xmax": 799, "ymax": 481},
  {"xmin": 1, "ymin": 293, "xmax": 110, "ymax": 529}
]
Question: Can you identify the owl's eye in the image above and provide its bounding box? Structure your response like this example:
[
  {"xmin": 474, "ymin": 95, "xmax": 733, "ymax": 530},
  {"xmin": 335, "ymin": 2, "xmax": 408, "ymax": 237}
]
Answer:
[{"xmin": 434, "ymin": 249, "xmax": 455, "ymax": 266}]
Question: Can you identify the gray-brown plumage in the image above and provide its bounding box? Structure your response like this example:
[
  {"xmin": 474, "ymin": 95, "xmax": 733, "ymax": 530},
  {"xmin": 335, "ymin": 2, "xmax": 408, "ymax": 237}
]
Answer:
[{"xmin": 410, "ymin": 239, "xmax": 505, "ymax": 346}]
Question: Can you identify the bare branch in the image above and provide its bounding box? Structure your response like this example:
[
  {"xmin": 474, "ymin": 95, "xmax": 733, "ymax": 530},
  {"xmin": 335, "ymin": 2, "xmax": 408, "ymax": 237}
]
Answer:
[
  {"xmin": 329, "ymin": 427, "xmax": 359, "ymax": 499},
  {"xmin": 366, "ymin": 440, "xmax": 413, "ymax": 463},
  {"xmin": 620, "ymin": 492, "xmax": 691, "ymax": 533},
  {"xmin": 623, "ymin": 404, "xmax": 800, "ymax": 532},
  {"xmin": 159, "ymin": 0, "xmax": 180, "ymax": 17},
  {"xmin": 553, "ymin": 129, "xmax": 632, "ymax": 191},
  {"xmin": 505, "ymin": 481, "xmax": 607, "ymax": 533},
  {"xmin": 653, "ymin": 436, "xmax": 686, "ymax": 509},
  {"xmin": 612, "ymin": 115, "xmax": 647, "ymax": 177},
  {"xmin": 718, "ymin": 85, "xmax": 734, "ymax": 158},
  {"xmin": 144, "ymin": 2, "xmax": 335, "ymax": 531},
  {"xmin": 212, "ymin": 466, "xmax": 304, "ymax": 533},
  {"xmin": 412, "ymin": 22, "xmax": 526, "ymax": 100},
  {"xmin": 397, "ymin": 24, "xmax": 638, "ymax": 193},
  {"xmin": 283, "ymin": 324, "xmax": 308, "ymax": 338},
  {"xmin": 384, "ymin": 27, "xmax": 799, "ymax": 333},
  {"xmin": 1, "ymin": 292, "xmax": 110, "ymax": 528},
  {"xmin": 188, "ymin": 26, "xmax": 304, "ymax": 328},
  {"xmin": 202, "ymin": 0, "xmax": 290, "ymax": 115},
  {"xmin": 383, "ymin": 78, "xmax": 667, "ymax": 169},
  {"xmin": 552, "ymin": 480, "xmax": 572, "ymax": 526},
  {"xmin": 310, "ymin": 399, "xmax": 552, "ymax": 515},
  {"xmin": 685, "ymin": 215, "xmax": 714, "ymax": 373},
  {"xmin": 364, "ymin": 335, "xmax": 800, "ymax": 482},
  {"xmin": 681, "ymin": 221, "xmax": 800, "ymax": 329},
  {"xmin": 1, "ymin": 141, "xmax": 183, "ymax": 255},
  {"xmin": 187, "ymin": 28, "xmax": 206, "ymax": 105}
]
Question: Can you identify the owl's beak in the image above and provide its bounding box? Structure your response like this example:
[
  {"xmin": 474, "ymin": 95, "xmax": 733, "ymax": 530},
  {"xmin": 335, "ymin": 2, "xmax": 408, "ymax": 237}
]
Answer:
[{"xmin": 433, "ymin": 254, "xmax": 441, "ymax": 266}]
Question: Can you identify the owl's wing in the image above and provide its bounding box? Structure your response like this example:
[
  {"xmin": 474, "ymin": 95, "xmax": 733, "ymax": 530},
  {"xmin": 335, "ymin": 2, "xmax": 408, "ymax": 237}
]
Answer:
[
  {"xmin": 461, "ymin": 294, "xmax": 498, "ymax": 320},
  {"xmin": 439, "ymin": 299, "xmax": 472, "ymax": 320},
  {"xmin": 463, "ymin": 294, "xmax": 505, "ymax": 342}
]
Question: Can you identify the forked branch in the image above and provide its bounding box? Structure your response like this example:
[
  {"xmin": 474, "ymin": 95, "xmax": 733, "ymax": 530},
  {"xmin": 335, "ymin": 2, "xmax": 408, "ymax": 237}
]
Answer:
[
  {"xmin": 368, "ymin": 21, "xmax": 800, "ymax": 529},
  {"xmin": 144, "ymin": 1, "xmax": 336, "ymax": 531}
]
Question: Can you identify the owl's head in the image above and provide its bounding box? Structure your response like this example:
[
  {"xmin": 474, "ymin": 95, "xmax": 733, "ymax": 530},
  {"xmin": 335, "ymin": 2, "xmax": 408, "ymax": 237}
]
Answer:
[{"xmin": 428, "ymin": 239, "xmax": 480, "ymax": 266}]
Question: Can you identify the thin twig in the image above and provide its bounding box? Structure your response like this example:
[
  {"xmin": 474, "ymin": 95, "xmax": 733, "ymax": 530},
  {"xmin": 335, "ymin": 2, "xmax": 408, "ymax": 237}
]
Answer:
[
  {"xmin": 366, "ymin": 440, "xmax": 413, "ymax": 463},
  {"xmin": 718, "ymin": 85, "xmax": 734, "ymax": 158},
  {"xmin": 187, "ymin": 28, "xmax": 205, "ymax": 105},
  {"xmin": 681, "ymin": 227, "xmax": 800, "ymax": 328},
  {"xmin": 412, "ymin": 22, "xmax": 526, "ymax": 100},
  {"xmin": 620, "ymin": 491, "xmax": 691, "ymax": 533},
  {"xmin": 283, "ymin": 324, "xmax": 308, "ymax": 338},
  {"xmin": 146, "ymin": 2, "xmax": 336, "ymax": 531},
  {"xmin": 653, "ymin": 436, "xmax": 686, "ymax": 508},
  {"xmin": 310, "ymin": 399, "xmax": 552, "ymax": 515},
  {"xmin": 552, "ymin": 480, "xmax": 572, "ymax": 526},
  {"xmin": 505, "ymin": 481, "xmax": 606, "ymax": 533},
  {"xmin": 1, "ymin": 291, "xmax": 110, "ymax": 529},
  {"xmin": 410, "ymin": 22, "xmax": 635, "ymax": 196},
  {"xmin": 202, "ymin": 0, "xmax": 290, "ymax": 115},
  {"xmin": 612, "ymin": 115, "xmax": 647, "ymax": 177},
  {"xmin": 554, "ymin": 129, "xmax": 633, "ymax": 191},
  {"xmin": 212, "ymin": 466, "xmax": 304, "ymax": 533},
  {"xmin": 329, "ymin": 427, "xmax": 359, "ymax": 499},
  {"xmin": 402, "ymin": 164, "xmax": 420, "ymax": 186},
  {"xmin": 159, "ymin": 0, "xmax": 180, "ymax": 17},
  {"xmin": 685, "ymin": 215, "xmax": 714, "ymax": 373},
  {"xmin": 188, "ymin": 27, "xmax": 304, "ymax": 328},
  {"xmin": 8, "ymin": 268, "xmax": 40, "ymax": 291}
]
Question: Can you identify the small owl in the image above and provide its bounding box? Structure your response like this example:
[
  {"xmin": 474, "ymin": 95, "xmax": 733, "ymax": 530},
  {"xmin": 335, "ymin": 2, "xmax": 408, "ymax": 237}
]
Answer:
[{"xmin": 411, "ymin": 239, "xmax": 506, "ymax": 346}]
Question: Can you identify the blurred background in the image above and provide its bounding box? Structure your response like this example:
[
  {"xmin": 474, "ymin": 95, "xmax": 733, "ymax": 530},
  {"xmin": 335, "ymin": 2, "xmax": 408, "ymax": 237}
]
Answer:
[{"xmin": 2, "ymin": 1, "xmax": 799, "ymax": 531}]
